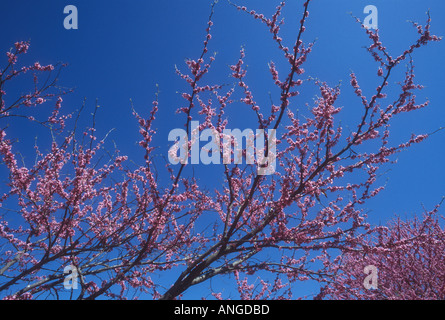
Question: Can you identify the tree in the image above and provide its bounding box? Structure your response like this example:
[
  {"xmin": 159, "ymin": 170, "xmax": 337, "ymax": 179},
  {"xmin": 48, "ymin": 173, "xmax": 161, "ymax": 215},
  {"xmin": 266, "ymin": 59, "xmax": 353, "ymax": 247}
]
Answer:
[
  {"xmin": 0, "ymin": 0, "xmax": 441, "ymax": 300},
  {"xmin": 316, "ymin": 199, "xmax": 445, "ymax": 300}
]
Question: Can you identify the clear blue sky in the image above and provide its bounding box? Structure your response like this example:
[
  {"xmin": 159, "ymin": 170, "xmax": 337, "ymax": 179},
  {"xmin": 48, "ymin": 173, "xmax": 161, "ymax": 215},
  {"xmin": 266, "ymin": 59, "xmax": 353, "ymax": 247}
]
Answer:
[{"xmin": 1, "ymin": 0, "xmax": 444, "ymax": 299}]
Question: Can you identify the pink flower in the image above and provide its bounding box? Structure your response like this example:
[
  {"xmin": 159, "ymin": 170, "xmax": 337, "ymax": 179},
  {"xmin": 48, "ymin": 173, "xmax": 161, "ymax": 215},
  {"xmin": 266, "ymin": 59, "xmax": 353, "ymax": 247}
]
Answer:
[{"xmin": 14, "ymin": 41, "xmax": 29, "ymax": 54}]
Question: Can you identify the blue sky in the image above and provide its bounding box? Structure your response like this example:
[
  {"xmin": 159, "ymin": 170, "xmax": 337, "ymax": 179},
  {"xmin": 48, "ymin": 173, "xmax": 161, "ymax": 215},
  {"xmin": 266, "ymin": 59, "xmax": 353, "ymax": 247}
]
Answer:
[{"xmin": 1, "ymin": 0, "xmax": 444, "ymax": 299}]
